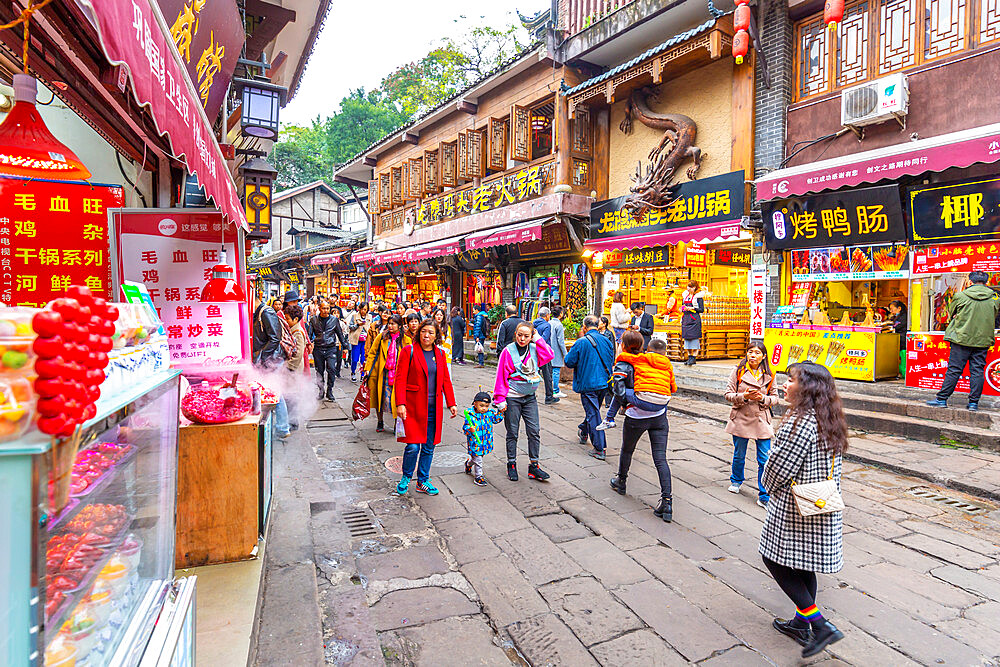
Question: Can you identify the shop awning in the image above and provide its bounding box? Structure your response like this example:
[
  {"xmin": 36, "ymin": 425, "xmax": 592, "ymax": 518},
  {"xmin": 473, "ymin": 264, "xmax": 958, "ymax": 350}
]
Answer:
[
  {"xmin": 583, "ymin": 219, "xmax": 743, "ymax": 252},
  {"xmin": 756, "ymin": 122, "xmax": 1000, "ymax": 201},
  {"xmin": 465, "ymin": 218, "xmax": 553, "ymax": 251},
  {"xmin": 311, "ymin": 251, "xmax": 346, "ymax": 266},
  {"xmin": 78, "ymin": 0, "xmax": 247, "ymax": 230},
  {"xmin": 352, "ymin": 248, "xmax": 376, "ymax": 263},
  {"xmin": 407, "ymin": 238, "xmax": 463, "ymax": 262}
]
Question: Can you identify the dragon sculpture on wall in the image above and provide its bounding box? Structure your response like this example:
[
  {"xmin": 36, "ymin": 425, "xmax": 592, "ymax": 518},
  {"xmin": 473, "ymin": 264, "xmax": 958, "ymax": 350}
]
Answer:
[{"xmin": 619, "ymin": 86, "xmax": 703, "ymax": 221}]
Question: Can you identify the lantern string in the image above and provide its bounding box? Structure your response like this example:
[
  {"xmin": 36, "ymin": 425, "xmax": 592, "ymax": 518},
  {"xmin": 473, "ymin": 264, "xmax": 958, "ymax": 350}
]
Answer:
[{"xmin": 0, "ymin": 0, "xmax": 55, "ymax": 74}]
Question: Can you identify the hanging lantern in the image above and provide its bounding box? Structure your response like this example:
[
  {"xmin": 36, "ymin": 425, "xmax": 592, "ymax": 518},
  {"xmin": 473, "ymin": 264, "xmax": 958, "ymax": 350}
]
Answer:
[
  {"xmin": 0, "ymin": 75, "xmax": 91, "ymax": 179},
  {"xmin": 824, "ymin": 0, "xmax": 845, "ymax": 29},
  {"xmin": 733, "ymin": 29, "xmax": 750, "ymax": 65},
  {"xmin": 734, "ymin": 3, "xmax": 752, "ymax": 32},
  {"xmin": 201, "ymin": 263, "xmax": 247, "ymax": 302},
  {"xmin": 239, "ymin": 156, "xmax": 277, "ymax": 242},
  {"xmin": 234, "ymin": 78, "xmax": 286, "ymax": 141}
]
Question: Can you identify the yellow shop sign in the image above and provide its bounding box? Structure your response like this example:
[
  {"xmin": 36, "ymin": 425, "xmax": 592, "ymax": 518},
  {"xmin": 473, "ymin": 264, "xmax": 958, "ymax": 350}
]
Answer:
[{"xmin": 764, "ymin": 328, "xmax": 877, "ymax": 382}]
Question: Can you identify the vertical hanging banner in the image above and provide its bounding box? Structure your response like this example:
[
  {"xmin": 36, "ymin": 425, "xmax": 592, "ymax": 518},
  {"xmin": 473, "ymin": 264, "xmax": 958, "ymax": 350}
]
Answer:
[
  {"xmin": 1, "ymin": 178, "xmax": 124, "ymax": 306},
  {"xmin": 749, "ymin": 266, "xmax": 767, "ymax": 339},
  {"xmin": 112, "ymin": 209, "xmax": 251, "ymax": 371}
]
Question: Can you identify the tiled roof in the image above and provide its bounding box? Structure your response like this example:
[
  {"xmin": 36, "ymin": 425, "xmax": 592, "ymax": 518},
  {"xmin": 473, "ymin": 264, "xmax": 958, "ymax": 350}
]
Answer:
[{"xmin": 562, "ymin": 19, "xmax": 719, "ymax": 97}]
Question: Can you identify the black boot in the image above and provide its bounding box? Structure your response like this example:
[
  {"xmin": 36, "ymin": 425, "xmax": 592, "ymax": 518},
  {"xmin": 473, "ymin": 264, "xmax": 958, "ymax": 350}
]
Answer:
[
  {"xmin": 802, "ymin": 620, "xmax": 843, "ymax": 658},
  {"xmin": 508, "ymin": 462, "xmax": 519, "ymax": 481},
  {"xmin": 527, "ymin": 462, "xmax": 549, "ymax": 481},
  {"xmin": 653, "ymin": 495, "xmax": 672, "ymax": 522},
  {"xmin": 772, "ymin": 618, "xmax": 811, "ymax": 646},
  {"xmin": 609, "ymin": 477, "xmax": 627, "ymax": 495}
]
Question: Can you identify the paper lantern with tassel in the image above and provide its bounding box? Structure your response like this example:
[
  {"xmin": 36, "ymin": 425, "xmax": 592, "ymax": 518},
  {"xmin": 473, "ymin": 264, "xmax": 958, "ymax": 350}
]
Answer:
[
  {"xmin": 733, "ymin": 29, "xmax": 750, "ymax": 65},
  {"xmin": 824, "ymin": 0, "xmax": 845, "ymax": 29}
]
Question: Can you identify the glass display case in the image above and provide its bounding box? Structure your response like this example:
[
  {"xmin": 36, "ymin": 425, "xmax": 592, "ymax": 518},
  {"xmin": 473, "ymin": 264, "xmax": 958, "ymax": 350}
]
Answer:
[{"xmin": 0, "ymin": 370, "xmax": 191, "ymax": 666}]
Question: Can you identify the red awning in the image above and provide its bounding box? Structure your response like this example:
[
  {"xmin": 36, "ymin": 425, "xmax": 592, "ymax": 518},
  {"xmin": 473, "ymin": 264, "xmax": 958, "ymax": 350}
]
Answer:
[
  {"xmin": 583, "ymin": 220, "xmax": 743, "ymax": 252},
  {"xmin": 352, "ymin": 248, "xmax": 376, "ymax": 263},
  {"xmin": 407, "ymin": 238, "xmax": 462, "ymax": 262},
  {"xmin": 756, "ymin": 122, "xmax": 1000, "ymax": 201},
  {"xmin": 78, "ymin": 0, "xmax": 247, "ymax": 230},
  {"xmin": 311, "ymin": 251, "xmax": 345, "ymax": 266},
  {"xmin": 465, "ymin": 218, "xmax": 551, "ymax": 251}
]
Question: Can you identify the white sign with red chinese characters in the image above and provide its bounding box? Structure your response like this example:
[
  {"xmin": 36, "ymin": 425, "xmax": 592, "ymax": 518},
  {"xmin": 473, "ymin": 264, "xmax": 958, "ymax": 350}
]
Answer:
[
  {"xmin": 749, "ymin": 265, "xmax": 767, "ymax": 340},
  {"xmin": 112, "ymin": 210, "xmax": 251, "ymax": 372}
]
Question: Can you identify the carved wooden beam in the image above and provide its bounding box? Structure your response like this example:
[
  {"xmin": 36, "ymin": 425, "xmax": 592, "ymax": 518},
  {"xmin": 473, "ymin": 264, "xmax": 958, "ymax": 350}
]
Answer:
[
  {"xmin": 402, "ymin": 131, "xmax": 419, "ymax": 145},
  {"xmin": 457, "ymin": 99, "xmax": 478, "ymax": 114}
]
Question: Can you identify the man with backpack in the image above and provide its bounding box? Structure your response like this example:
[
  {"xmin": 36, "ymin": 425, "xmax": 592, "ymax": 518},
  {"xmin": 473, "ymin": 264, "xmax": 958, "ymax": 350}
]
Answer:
[
  {"xmin": 472, "ymin": 305, "xmax": 490, "ymax": 367},
  {"xmin": 564, "ymin": 315, "xmax": 615, "ymax": 460}
]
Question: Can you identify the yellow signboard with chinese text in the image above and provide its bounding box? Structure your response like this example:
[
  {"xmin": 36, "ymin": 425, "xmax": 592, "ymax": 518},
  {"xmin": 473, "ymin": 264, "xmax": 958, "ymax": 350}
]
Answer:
[{"xmin": 764, "ymin": 328, "xmax": 878, "ymax": 382}]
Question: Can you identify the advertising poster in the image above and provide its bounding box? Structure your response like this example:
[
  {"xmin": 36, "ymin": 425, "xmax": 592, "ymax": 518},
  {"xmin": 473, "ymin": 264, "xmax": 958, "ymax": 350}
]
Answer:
[
  {"xmin": 790, "ymin": 244, "xmax": 908, "ymax": 282},
  {"xmin": 112, "ymin": 210, "xmax": 250, "ymax": 371},
  {"xmin": 908, "ymin": 176, "xmax": 1000, "ymax": 244},
  {"xmin": 905, "ymin": 333, "xmax": 1000, "ymax": 397},
  {"xmin": 749, "ymin": 267, "xmax": 767, "ymax": 339},
  {"xmin": 2, "ymin": 178, "xmax": 124, "ymax": 306},
  {"xmin": 911, "ymin": 241, "xmax": 1000, "ymax": 275},
  {"xmin": 764, "ymin": 328, "xmax": 878, "ymax": 382}
]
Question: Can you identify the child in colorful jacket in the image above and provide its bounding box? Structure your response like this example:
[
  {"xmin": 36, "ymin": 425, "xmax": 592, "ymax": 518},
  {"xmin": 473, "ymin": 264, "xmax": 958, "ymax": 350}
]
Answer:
[{"xmin": 463, "ymin": 391, "xmax": 504, "ymax": 486}]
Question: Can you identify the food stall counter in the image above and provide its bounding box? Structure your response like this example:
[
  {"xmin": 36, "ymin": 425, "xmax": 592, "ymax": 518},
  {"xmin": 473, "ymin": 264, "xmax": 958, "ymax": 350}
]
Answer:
[{"xmin": 764, "ymin": 327, "xmax": 901, "ymax": 381}]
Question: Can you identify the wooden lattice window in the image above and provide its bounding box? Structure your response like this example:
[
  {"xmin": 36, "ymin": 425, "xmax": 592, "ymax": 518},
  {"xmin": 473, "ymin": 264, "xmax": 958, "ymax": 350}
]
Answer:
[
  {"xmin": 391, "ymin": 166, "xmax": 403, "ymax": 207},
  {"xmin": 441, "ymin": 141, "xmax": 457, "ymax": 187},
  {"xmin": 572, "ymin": 159, "xmax": 590, "ymax": 188},
  {"xmin": 423, "ymin": 149, "xmax": 440, "ymax": 195},
  {"xmin": 367, "ymin": 179, "xmax": 379, "ymax": 215},
  {"xmin": 401, "ymin": 161, "xmax": 411, "ymax": 201},
  {"xmin": 458, "ymin": 132, "xmax": 469, "ymax": 181},
  {"xmin": 409, "ymin": 158, "xmax": 423, "ymax": 198},
  {"xmin": 572, "ymin": 107, "xmax": 592, "ymax": 156},
  {"xmin": 468, "ymin": 129, "xmax": 486, "ymax": 178},
  {"xmin": 378, "ymin": 172, "xmax": 390, "ymax": 212},
  {"xmin": 794, "ymin": 0, "xmax": 991, "ymax": 100},
  {"xmin": 510, "ymin": 105, "xmax": 531, "ymax": 162},
  {"xmin": 488, "ymin": 118, "xmax": 507, "ymax": 172}
]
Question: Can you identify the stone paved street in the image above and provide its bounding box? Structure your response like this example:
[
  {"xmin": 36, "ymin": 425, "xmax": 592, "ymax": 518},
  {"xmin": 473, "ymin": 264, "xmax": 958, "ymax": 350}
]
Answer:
[{"xmin": 255, "ymin": 363, "xmax": 1000, "ymax": 666}]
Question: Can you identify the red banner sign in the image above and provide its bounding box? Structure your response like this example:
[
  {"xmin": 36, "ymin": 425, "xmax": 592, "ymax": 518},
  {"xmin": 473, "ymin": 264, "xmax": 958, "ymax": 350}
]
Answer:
[
  {"xmin": 905, "ymin": 332, "xmax": 1000, "ymax": 397},
  {"xmin": 2, "ymin": 178, "xmax": 124, "ymax": 307},
  {"xmin": 79, "ymin": 0, "xmax": 246, "ymax": 229},
  {"xmin": 685, "ymin": 243, "xmax": 706, "ymax": 267},
  {"xmin": 911, "ymin": 242, "xmax": 1000, "ymax": 275}
]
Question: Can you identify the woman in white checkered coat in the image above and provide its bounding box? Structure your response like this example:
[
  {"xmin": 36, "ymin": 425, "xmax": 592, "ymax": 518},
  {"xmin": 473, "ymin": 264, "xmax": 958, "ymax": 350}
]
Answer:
[{"xmin": 759, "ymin": 362, "xmax": 847, "ymax": 659}]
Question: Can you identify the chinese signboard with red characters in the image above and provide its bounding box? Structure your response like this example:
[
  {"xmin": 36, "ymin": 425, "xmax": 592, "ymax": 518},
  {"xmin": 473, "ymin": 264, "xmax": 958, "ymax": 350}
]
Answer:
[
  {"xmin": 907, "ymin": 176, "xmax": 1000, "ymax": 244},
  {"xmin": 111, "ymin": 210, "xmax": 250, "ymax": 371},
  {"xmin": 516, "ymin": 224, "xmax": 572, "ymax": 258},
  {"xmin": 911, "ymin": 241, "xmax": 1000, "ymax": 275},
  {"xmin": 762, "ymin": 185, "xmax": 906, "ymax": 251},
  {"xmin": 906, "ymin": 332, "xmax": 1000, "ymax": 397},
  {"xmin": 749, "ymin": 266, "xmax": 767, "ymax": 339},
  {"xmin": 684, "ymin": 243, "xmax": 707, "ymax": 268},
  {"xmin": 2, "ymin": 178, "xmax": 124, "ymax": 306},
  {"xmin": 714, "ymin": 248, "xmax": 751, "ymax": 267}
]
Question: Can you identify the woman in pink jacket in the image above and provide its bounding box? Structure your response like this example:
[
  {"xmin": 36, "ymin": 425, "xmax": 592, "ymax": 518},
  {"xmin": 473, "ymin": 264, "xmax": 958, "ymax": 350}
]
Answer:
[{"xmin": 493, "ymin": 321, "xmax": 554, "ymax": 482}]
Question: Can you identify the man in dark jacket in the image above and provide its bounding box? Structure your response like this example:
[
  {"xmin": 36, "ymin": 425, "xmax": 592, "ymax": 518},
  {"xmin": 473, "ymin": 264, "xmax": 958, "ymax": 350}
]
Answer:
[
  {"xmin": 252, "ymin": 301, "xmax": 284, "ymax": 368},
  {"xmin": 495, "ymin": 305, "xmax": 524, "ymax": 354},
  {"xmin": 472, "ymin": 305, "xmax": 490, "ymax": 367},
  {"xmin": 564, "ymin": 316, "xmax": 615, "ymax": 459},
  {"xmin": 928, "ymin": 271, "xmax": 1000, "ymax": 411},
  {"xmin": 309, "ymin": 300, "xmax": 349, "ymax": 400},
  {"xmin": 630, "ymin": 302, "xmax": 655, "ymax": 350},
  {"xmin": 533, "ymin": 307, "xmax": 557, "ymax": 404}
]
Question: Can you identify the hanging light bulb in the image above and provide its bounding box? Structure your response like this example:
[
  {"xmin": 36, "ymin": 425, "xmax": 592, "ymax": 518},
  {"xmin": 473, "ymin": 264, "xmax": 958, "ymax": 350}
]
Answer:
[
  {"xmin": 200, "ymin": 263, "xmax": 247, "ymax": 302},
  {"xmin": 0, "ymin": 75, "xmax": 91, "ymax": 179}
]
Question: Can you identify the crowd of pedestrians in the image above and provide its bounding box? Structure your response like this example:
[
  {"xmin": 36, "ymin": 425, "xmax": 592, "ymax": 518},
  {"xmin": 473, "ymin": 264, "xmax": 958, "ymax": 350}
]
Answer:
[{"xmin": 255, "ymin": 279, "xmax": 1000, "ymax": 658}]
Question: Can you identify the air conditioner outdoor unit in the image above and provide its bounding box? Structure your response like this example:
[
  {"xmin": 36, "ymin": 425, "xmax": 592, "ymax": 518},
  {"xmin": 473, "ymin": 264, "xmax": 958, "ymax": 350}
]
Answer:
[{"xmin": 841, "ymin": 73, "xmax": 908, "ymax": 129}]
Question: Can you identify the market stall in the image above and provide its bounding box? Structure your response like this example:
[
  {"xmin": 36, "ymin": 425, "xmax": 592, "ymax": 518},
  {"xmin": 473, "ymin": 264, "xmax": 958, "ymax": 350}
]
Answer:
[
  {"xmin": 903, "ymin": 175, "xmax": 1000, "ymax": 396},
  {"xmin": 762, "ymin": 184, "xmax": 910, "ymax": 381}
]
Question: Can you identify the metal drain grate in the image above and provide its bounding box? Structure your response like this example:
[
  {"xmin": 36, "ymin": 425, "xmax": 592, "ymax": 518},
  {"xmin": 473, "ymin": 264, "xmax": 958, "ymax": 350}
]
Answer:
[
  {"xmin": 342, "ymin": 509, "xmax": 379, "ymax": 538},
  {"xmin": 907, "ymin": 488, "xmax": 987, "ymax": 514}
]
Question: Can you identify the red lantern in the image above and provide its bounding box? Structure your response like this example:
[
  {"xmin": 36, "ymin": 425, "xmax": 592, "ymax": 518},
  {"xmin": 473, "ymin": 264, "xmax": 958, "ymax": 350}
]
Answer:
[
  {"xmin": 824, "ymin": 0, "xmax": 845, "ymax": 29},
  {"xmin": 733, "ymin": 29, "xmax": 750, "ymax": 65},
  {"xmin": 734, "ymin": 3, "xmax": 752, "ymax": 32}
]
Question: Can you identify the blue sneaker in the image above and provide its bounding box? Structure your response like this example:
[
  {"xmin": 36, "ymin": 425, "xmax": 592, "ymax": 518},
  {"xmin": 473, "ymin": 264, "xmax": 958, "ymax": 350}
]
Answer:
[
  {"xmin": 396, "ymin": 476, "xmax": 410, "ymax": 495},
  {"xmin": 925, "ymin": 399, "xmax": 948, "ymax": 407},
  {"xmin": 416, "ymin": 480, "xmax": 439, "ymax": 495}
]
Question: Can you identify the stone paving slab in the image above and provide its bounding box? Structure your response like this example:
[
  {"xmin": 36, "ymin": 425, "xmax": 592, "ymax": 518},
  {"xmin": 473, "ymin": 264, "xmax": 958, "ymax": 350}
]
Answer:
[
  {"xmin": 529, "ymin": 512, "xmax": 595, "ymax": 543},
  {"xmin": 589, "ymin": 629, "xmax": 688, "ymax": 666},
  {"xmin": 559, "ymin": 536, "xmax": 651, "ymax": 588},
  {"xmin": 369, "ymin": 586, "xmax": 479, "ymax": 632},
  {"xmin": 378, "ymin": 614, "xmax": 512, "ymax": 667},
  {"xmin": 505, "ymin": 613, "xmax": 600, "ymax": 667},
  {"xmin": 459, "ymin": 556, "xmax": 549, "ymax": 627},
  {"xmin": 538, "ymin": 576, "xmax": 644, "ymax": 647},
  {"xmin": 931, "ymin": 564, "xmax": 1000, "ymax": 601},
  {"xmin": 892, "ymin": 533, "xmax": 995, "ymax": 569},
  {"xmin": 357, "ymin": 545, "xmax": 450, "ymax": 583},
  {"xmin": 560, "ymin": 496, "xmax": 657, "ymax": 551},
  {"xmin": 697, "ymin": 645, "xmax": 773, "ymax": 667},
  {"xmin": 456, "ymin": 490, "xmax": 532, "ymax": 537},
  {"xmin": 494, "ymin": 525, "xmax": 583, "ymax": 586},
  {"xmin": 433, "ymin": 517, "xmax": 501, "ymax": 566}
]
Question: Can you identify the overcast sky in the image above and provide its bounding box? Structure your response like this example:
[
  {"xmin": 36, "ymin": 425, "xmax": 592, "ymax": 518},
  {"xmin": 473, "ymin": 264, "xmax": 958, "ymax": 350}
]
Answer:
[{"xmin": 281, "ymin": 0, "xmax": 549, "ymax": 127}]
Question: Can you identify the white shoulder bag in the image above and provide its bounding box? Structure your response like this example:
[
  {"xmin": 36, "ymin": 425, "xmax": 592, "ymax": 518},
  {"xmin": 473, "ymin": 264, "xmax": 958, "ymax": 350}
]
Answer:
[{"xmin": 790, "ymin": 454, "xmax": 844, "ymax": 516}]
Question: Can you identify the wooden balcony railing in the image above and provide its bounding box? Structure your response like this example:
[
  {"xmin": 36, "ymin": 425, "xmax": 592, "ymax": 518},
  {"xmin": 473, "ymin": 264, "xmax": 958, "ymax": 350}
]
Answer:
[{"xmin": 564, "ymin": 0, "xmax": 636, "ymax": 37}]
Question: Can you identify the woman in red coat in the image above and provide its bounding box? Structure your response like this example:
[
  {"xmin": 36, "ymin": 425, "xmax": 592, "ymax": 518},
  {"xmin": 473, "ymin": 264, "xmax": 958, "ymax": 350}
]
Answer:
[{"xmin": 394, "ymin": 318, "xmax": 458, "ymax": 496}]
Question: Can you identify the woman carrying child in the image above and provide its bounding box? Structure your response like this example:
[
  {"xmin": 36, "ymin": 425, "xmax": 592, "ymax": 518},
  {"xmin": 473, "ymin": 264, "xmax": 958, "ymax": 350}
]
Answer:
[
  {"xmin": 604, "ymin": 332, "xmax": 677, "ymax": 522},
  {"xmin": 724, "ymin": 341, "xmax": 778, "ymax": 508}
]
